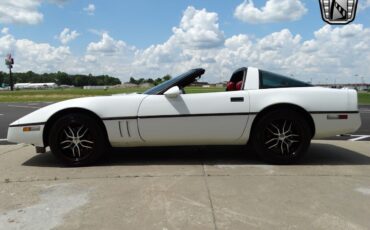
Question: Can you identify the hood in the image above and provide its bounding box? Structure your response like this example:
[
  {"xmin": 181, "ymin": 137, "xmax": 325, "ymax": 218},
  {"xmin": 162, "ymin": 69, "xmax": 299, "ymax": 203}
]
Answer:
[{"xmin": 10, "ymin": 94, "xmax": 147, "ymax": 126}]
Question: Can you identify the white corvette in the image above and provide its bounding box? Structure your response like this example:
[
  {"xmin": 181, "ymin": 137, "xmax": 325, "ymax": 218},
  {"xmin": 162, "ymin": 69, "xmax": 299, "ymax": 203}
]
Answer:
[{"xmin": 7, "ymin": 67, "xmax": 361, "ymax": 165}]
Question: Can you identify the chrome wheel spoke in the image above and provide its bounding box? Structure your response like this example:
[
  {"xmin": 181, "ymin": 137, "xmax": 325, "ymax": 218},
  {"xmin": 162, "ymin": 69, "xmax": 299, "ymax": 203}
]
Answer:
[
  {"xmin": 80, "ymin": 140, "xmax": 94, "ymax": 149},
  {"xmin": 64, "ymin": 129, "xmax": 73, "ymax": 139},
  {"xmin": 284, "ymin": 140, "xmax": 290, "ymax": 154},
  {"xmin": 288, "ymin": 139, "xmax": 299, "ymax": 144},
  {"xmin": 80, "ymin": 143, "xmax": 92, "ymax": 149},
  {"xmin": 77, "ymin": 126, "xmax": 89, "ymax": 139},
  {"xmin": 76, "ymin": 126, "xmax": 83, "ymax": 137},
  {"xmin": 60, "ymin": 140, "xmax": 73, "ymax": 145},
  {"xmin": 286, "ymin": 134, "xmax": 299, "ymax": 138},
  {"xmin": 283, "ymin": 122, "xmax": 292, "ymax": 135},
  {"xmin": 62, "ymin": 143, "xmax": 73, "ymax": 149},
  {"xmin": 71, "ymin": 145, "xmax": 76, "ymax": 157},
  {"xmin": 265, "ymin": 138, "xmax": 278, "ymax": 144},
  {"xmin": 280, "ymin": 141, "xmax": 285, "ymax": 154},
  {"xmin": 68, "ymin": 127, "xmax": 75, "ymax": 138},
  {"xmin": 267, "ymin": 128, "xmax": 279, "ymax": 136},
  {"xmin": 270, "ymin": 123, "xmax": 280, "ymax": 135},
  {"xmin": 282, "ymin": 120, "xmax": 286, "ymax": 134},
  {"xmin": 75, "ymin": 144, "xmax": 81, "ymax": 157},
  {"xmin": 267, "ymin": 141, "xmax": 279, "ymax": 149},
  {"xmin": 59, "ymin": 124, "xmax": 94, "ymax": 160},
  {"xmin": 264, "ymin": 119, "xmax": 301, "ymax": 156},
  {"xmin": 80, "ymin": 140, "xmax": 93, "ymax": 144}
]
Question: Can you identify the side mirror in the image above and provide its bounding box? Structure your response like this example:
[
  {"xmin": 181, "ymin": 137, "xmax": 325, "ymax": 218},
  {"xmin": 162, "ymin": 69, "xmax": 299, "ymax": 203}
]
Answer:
[{"xmin": 164, "ymin": 86, "xmax": 181, "ymax": 98}]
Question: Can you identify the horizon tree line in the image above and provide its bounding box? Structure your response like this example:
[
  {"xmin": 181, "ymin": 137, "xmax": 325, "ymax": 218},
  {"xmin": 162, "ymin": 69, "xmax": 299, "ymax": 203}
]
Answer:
[{"xmin": 0, "ymin": 71, "xmax": 172, "ymax": 87}]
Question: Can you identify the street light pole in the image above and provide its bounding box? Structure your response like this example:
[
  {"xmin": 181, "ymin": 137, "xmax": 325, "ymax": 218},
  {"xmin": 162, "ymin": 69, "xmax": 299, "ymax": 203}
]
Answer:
[
  {"xmin": 9, "ymin": 65, "xmax": 13, "ymax": 91},
  {"xmin": 5, "ymin": 54, "xmax": 14, "ymax": 91}
]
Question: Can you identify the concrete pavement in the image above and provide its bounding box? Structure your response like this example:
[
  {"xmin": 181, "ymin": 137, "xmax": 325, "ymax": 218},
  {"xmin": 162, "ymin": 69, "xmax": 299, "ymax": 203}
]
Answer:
[{"xmin": 0, "ymin": 141, "xmax": 370, "ymax": 229}]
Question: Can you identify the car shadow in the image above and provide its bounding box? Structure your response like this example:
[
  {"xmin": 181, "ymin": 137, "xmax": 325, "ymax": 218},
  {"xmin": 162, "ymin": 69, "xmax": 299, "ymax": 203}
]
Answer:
[{"xmin": 22, "ymin": 142, "xmax": 370, "ymax": 167}]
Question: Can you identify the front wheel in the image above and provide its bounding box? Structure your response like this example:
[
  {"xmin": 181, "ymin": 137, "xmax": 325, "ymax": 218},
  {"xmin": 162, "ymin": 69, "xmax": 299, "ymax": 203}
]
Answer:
[
  {"xmin": 48, "ymin": 113, "xmax": 108, "ymax": 166},
  {"xmin": 251, "ymin": 110, "xmax": 312, "ymax": 164}
]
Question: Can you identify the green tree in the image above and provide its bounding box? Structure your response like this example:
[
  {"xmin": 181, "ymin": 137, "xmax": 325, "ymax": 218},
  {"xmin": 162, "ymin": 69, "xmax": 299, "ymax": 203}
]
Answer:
[
  {"xmin": 0, "ymin": 71, "xmax": 4, "ymax": 86},
  {"xmin": 129, "ymin": 77, "xmax": 138, "ymax": 84},
  {"xmin": 162, "ymin": 75, "xmax": 172, "ymax": 81}
]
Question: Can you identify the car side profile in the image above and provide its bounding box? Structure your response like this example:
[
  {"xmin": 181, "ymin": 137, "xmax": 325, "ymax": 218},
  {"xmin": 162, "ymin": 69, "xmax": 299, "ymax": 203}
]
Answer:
[{"xmin": 7, "ymin": 67, "xmax": 361, "ymax": 166}]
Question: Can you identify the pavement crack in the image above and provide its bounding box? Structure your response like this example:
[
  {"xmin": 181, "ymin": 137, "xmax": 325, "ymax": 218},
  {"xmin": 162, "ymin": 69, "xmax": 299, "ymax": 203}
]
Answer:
[
  {"xmin": 202, "ymin": 164, "xmax": 218, "ymax": 230},
  {"xmin": 0, "ymin": 145, "xmax": 27, "ymax": 157},
  {"xmin": 2, "ymin": 173, "xmax": 370, "ymax": 185},
  {"xmin": 0, "ymin": 174, "xmax": 204, "ymax": 184}
]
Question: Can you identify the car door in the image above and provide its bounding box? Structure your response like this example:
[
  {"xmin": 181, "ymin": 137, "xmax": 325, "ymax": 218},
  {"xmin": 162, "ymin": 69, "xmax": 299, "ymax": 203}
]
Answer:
[{"xmin": 137, "ymin": 91, "xmax": 250, "ymax": 145}]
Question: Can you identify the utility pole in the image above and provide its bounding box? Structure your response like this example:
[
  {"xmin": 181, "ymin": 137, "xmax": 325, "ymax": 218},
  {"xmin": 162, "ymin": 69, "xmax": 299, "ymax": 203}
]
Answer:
[{"xmin": 5, "ymin": 54, "xmax": 14, "ymax": 91}]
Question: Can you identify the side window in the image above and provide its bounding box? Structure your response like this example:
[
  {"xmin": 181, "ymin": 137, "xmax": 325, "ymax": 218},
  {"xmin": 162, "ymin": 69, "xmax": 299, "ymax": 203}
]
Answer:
[
  {"xmin": 259, "ymin": 70, "xmax": 311, "ymax": 89},
  {"xmin": 227, "ymin": 68, "xmax": 247, "ymax": 91}
]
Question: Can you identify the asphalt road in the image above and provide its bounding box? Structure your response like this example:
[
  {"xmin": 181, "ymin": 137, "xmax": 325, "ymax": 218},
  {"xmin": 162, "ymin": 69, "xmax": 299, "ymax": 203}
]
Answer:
[
  {"xmin": 0, "ymin": 102, "xmax": 53, "ymax": 140},
  {"xmin": 0, "ymin": 102, "xmax": 369, "ymax": 141}
]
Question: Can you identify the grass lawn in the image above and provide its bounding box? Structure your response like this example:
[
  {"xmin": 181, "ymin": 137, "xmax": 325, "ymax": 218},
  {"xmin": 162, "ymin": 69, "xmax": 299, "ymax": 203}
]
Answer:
[
  {"xmin": 0, "ymin": 87, "xmax": 369, "ymax": 105},
  {"xmin": 358, "ymin": 92, "xmax": 370, "ymax": 105}
]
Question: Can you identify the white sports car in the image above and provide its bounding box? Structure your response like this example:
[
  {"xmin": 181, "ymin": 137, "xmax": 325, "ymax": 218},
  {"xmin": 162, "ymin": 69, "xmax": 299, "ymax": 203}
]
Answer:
[{"xmin": 7, "ymin": 67, "xmax": 361, "ymax": 165}]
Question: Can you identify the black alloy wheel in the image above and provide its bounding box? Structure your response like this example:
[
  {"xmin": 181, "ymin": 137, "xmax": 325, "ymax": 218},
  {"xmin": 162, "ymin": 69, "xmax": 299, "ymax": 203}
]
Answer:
[
  {"xmin": 48, "ymin": 113, "xmax": 107, "ymax": 166},
  {"xmin": 252, "ymin": 110, "xmax": 312, "ymax": 164}
]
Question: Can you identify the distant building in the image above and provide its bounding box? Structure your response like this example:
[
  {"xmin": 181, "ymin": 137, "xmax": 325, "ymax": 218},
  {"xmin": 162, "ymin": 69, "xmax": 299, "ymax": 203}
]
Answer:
[
  {"xmin": 83, "ymin": 86, "xmax": 108, "ymax": 90},
  {"xmin": 139, "ymin": 83, "xmax": 153, "ymax": 88},
  {"xmin": 315, "ymin": 83, "xmax": 370, "ymax": 91},
  {"xmin": 122, "ymin": 83, "xmax": 139, "ymax": 88},
  {"xmin": 14, "ymin": 83, "xmax": 57, "ymax": 89},
  {"xmin": 191, "ymin": 81, "xmax": 209, "ymax": 86}
]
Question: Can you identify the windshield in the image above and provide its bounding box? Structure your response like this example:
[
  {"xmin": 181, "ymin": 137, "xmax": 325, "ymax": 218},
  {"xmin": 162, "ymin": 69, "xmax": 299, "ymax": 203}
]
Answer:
[{"xmin": 143, "ymin": 69, "xmax": 203, "ymax": 95}]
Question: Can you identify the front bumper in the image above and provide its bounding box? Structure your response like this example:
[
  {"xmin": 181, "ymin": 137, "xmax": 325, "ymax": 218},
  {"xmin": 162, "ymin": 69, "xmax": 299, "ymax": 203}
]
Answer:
[{"xmin": 7, "ymin": 124, "xmax": 45, "ymax": 147}]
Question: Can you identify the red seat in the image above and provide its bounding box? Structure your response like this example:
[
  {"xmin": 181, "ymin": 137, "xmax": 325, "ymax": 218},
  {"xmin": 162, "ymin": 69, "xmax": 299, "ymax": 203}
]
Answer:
[
  {"xmin": 226, "ymin": 82, "xmax": 236, "ymax": 91},
  {"xmin": 236, "ymin": 81, "xmax": 243, "ymax": 90}
]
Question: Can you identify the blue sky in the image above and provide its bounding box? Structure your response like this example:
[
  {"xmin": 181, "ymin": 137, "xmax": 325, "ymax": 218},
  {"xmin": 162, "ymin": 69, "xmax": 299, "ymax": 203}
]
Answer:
[{"xmin": 0, "ymin": 0, "xmax": 370, "ymax": 83}]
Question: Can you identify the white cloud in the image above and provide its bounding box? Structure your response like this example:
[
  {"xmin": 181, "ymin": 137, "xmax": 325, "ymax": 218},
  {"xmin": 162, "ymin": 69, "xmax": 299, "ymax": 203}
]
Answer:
[
  {"xmin": 172, "ymin": 6, "xmax": 225, "ymax": 49},
  {"xmin": 359, "ymin": 0, "xmax": 370, "ymax": 10},
  {"xmin": 234, "ymin": 0, "xmax": 307, "ymax": 24},
  {"xmin": 0, "ymin": 4, "xmax": 369, "ymax": 85},
  {"xmin": 0, "ymin": 0, "xmax": 43, "ymax": 24},
  {"xmin": 48, "ymin": 0, "xmax": 68, "ymax": 6},
  {"xmin": 133, "ymin": 6, "xmax": 225, "ymax": 75},
  {"xmin": 83, "ymin": 55, "xmax": 97, "ymax": 63},
  {"xmin": 87, "ymin": 33, "xmax": 126, "ymax": 54},
  {"xmin": 0, "ymin": 34, "xmax": 16, "ymax": 55},
  {"xmin": 133, "ymin": 22, "xmax": 370, "ymax": 84},
  {"xmin": 0, "ymin": 0, "xmax": 70, "ymax": 25},
  {"xmin": 83, "ymin": 4, "xmax": 95, "ymax": 15},
  {"xmin": 57, "ymin": 28, "xmax": 80, "ymax": 44},
  {"xmin": 287, "ymin": 24, "xmax": 370, "ymax": 82},
  {"xmin": 0, "ymin": 32, "xmax": 73, "ymax": 73},
  {"xmin": 1, "ymin": 27, "xmax": 9, "ymax": 34}
]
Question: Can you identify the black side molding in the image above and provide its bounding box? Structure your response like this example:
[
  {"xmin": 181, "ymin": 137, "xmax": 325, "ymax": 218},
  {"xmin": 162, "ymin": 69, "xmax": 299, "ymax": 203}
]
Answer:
[
  {"xmin": 9, "ymin": 122, "xmax": 46, "ymax": 128},
  {"xmin": 309, "ymin": 111, "xmax": 359, "ymax": 114}
]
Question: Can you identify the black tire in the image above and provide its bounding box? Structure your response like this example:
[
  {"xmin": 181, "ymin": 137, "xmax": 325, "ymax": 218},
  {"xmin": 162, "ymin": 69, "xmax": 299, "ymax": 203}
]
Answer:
[
  {"xmin": 48, "ymin": 113, "xmax": 108, "ymax": 166},
  {"xmin": 251, "ymin": 110, "xmax": 312, "ymax": 164}
]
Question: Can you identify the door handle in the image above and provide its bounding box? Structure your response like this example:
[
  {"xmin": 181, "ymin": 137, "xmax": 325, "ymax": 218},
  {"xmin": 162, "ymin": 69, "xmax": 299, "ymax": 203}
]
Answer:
[{"xmin": 230, "ymin": 97, "xmax": 244, "ymax": 102}]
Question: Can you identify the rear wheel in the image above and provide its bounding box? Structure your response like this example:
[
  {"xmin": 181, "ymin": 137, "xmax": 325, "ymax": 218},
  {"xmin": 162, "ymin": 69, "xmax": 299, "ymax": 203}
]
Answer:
[
  {"xmin": 251, "ymin": 110, "xmax": 311, "ymax": 164},
  {"xmin": 48, "ymin": 113, "xmax": 107, "ymax": 166}
]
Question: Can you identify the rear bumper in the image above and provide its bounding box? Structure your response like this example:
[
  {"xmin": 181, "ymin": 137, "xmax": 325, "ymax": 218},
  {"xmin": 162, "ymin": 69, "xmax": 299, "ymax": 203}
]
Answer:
[
  {"xmin": 7, "ymin": 125, "xmax": 45, "ymax": 147},
  {"xmin": 312, "ymin": 112, "xmax": 361, "ymax": 139}
]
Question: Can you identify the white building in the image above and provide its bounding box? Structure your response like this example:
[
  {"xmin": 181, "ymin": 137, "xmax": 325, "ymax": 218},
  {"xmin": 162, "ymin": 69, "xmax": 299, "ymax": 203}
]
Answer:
[{"xmin": 14, "ymin": 83, "xmax": 58, "ymax": 89}]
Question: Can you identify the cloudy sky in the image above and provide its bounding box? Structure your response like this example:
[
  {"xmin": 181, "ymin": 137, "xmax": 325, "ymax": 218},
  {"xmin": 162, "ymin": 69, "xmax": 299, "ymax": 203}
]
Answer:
[{"xmin": 0, "ymin": 0, "xmax": 369, "ymax": 84}]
